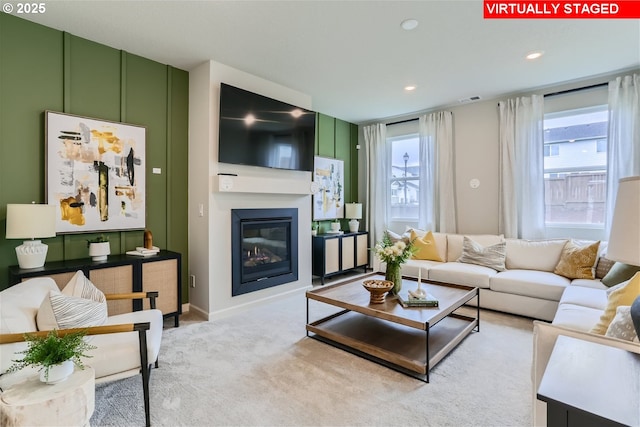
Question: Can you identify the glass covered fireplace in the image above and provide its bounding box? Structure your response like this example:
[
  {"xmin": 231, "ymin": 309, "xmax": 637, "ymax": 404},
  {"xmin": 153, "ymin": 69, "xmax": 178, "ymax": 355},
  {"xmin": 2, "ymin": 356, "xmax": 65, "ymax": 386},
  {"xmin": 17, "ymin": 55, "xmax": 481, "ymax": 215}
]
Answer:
[{"xmin": 231, "ymin": 208, "xmax": 298, "ymax": 296}]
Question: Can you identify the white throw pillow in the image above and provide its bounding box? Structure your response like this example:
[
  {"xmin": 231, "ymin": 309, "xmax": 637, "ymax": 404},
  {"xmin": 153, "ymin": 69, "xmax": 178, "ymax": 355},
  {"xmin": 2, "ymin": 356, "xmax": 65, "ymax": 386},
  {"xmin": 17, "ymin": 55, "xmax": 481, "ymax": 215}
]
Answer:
[
  {"xmin": 63, "ymin": 270, "xmax": 106, "ymax": 303},
  {"xmin": 37, "ymin": 290, "xmax": 108, "ymax": 330},
  {"xmin": 457, "ymin": 236, "xmax": 507, "ymax": 272}
]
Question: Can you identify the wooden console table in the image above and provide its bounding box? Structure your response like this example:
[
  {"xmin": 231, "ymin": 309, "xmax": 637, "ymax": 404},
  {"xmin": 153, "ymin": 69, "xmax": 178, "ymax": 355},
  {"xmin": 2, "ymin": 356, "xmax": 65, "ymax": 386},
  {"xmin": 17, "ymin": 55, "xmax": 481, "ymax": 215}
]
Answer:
[
  {"xmin": 8, "ymin": 250, "xmax": 182, "ymax": 327},
  {"xmin": 537, "ymin": 335, "xmax": 640, "ymax": 427},
  {"xmin": 312, "ymin": 231, "xmax": 368, "ymax": 284}
]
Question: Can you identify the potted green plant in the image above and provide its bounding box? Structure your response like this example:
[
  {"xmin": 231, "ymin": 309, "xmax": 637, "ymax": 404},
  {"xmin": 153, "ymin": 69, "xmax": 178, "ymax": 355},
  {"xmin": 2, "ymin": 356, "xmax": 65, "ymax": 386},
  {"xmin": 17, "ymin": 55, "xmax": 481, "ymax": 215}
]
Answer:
[
  {"xmin": 311, "ymin": 222, "xmax": 318, "ymax": 236},
  {"xmin": 6, "ymin": 329, "xmax": 96, "ymax": 384},
  {"xmin": 87, "ymin": 234, "xmax": 110, "ymax": 261}
]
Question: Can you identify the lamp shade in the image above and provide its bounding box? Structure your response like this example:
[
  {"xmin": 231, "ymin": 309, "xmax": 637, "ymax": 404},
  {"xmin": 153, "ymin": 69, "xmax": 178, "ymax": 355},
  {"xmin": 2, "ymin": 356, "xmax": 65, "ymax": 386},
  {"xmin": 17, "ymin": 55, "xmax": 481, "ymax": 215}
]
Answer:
[
  {"xmin": 6, "ymin": 204, "xmax": 56, "ymax": 239},
  {"xmin": 345, "ymin": 203, "xmax": 362, "ymax": 219},
  {"xmin": 607, "ymin": 176, "xmax": 640, "ymax": 266}
]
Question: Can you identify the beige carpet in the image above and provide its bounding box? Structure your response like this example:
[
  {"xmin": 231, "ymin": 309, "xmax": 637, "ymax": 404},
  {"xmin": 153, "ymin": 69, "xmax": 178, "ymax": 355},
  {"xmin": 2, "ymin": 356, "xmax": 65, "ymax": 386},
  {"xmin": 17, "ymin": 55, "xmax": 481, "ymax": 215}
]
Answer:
[{"xmin": 91, "ymin": 290, "xmax": 534, "ymax": 426}]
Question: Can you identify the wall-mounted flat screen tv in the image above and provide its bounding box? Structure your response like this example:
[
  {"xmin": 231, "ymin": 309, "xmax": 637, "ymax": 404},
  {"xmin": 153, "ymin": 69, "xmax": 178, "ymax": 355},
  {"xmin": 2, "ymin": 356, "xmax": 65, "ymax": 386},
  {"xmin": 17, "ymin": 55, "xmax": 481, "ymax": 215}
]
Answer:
[{"xmin": 218, "ymin": 83, "xmax": 316, "ymax": 172}]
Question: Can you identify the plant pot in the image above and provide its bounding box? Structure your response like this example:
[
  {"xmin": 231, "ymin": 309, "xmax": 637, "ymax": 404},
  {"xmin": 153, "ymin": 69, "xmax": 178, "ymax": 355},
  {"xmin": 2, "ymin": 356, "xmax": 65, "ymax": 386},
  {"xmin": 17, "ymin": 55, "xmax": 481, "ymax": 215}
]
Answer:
[
  {"xmin": 89, "ymin": 242, "xmax": 110, "ymax": 261},
  {"xmin": 40, "ymin": 359, "xmax": 74, "ymax": 384},
  {"xmin": 330, "ymin": 222, "xmax": 340, "ymax": 232}
]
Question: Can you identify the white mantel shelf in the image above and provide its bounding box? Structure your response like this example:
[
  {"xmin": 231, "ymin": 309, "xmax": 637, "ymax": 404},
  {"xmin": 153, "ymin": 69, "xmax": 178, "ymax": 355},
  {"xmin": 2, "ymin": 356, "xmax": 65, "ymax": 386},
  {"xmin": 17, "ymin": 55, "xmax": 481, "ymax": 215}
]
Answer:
[{"xmin": 214, "ymin": 174, "xmax": 316, "ymax": 195}]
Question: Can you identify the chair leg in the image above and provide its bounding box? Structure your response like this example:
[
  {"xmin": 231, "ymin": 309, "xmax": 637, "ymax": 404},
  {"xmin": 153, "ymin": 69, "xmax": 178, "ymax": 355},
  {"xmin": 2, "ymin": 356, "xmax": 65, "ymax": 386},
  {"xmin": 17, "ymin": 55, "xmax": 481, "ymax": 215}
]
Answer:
[{"xmin": 137, "ymin": 329, "xmax": 151, "ymax": 427}]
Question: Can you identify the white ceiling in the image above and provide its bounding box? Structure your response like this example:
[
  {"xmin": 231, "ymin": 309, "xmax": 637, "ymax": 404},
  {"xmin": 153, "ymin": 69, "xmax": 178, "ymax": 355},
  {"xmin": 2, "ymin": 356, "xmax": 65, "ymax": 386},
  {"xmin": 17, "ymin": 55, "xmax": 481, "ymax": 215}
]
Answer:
[{"xmin": 19, "ymin": 1, "xmax": 640, "ymax": 124}]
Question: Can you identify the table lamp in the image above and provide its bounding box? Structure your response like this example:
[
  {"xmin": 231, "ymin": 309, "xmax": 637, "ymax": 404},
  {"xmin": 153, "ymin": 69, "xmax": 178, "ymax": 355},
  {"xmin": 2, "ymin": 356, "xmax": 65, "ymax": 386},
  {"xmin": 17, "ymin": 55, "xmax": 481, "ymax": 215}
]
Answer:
[
  {"xmin": 345, "ymin": 203, "xmax": 362, "ymax": 233},
  {"xmin": 6, "ymin": 203, "xmax": 57, "ymax": 269},
  {"xmin": 606, "ymin": 176, "xmax": 640, "ymax": 338},
  {"xmin": 607, "ymin": 176, "xmax": 640, "ymax": 266}
]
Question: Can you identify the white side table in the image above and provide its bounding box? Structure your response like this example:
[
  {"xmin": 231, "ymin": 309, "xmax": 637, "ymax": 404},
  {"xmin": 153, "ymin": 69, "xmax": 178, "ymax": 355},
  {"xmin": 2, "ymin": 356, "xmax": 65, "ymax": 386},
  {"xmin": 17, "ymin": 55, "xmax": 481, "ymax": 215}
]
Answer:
[{"xmin": 0, "ymin": 366, "xmax": 95, "ymax": 426}]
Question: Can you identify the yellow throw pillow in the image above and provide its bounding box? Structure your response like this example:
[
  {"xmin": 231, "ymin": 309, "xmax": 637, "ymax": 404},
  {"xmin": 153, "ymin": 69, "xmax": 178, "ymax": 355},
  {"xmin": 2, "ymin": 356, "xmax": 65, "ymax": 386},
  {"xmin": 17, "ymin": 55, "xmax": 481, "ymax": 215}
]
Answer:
[
  {"xmin": 591, "ymin": 272, "xmax": 640, "ymax": 334},
  {"xmin": 553, "ymin": 240, "xmax": 600, "ymax": 279},
  {"xmin": 411, "ymin": 230, "xmax": 442, "ymax": 262}
]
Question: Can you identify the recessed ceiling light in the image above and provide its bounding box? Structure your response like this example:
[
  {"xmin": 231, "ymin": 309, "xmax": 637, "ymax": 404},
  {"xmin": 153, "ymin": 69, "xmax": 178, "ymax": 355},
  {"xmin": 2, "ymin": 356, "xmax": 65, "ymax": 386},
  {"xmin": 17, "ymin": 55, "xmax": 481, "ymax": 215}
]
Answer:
[
  {"xmin": 404, "ymin": 85, "xmax": 417, "ymax": 91},
  {"xmin": 401, "ymin": 19, "xmax": 419, "ymax": 31},
  {"xmin": 526, "ymin": 51, "xmax": 544, "ymax": 60}
]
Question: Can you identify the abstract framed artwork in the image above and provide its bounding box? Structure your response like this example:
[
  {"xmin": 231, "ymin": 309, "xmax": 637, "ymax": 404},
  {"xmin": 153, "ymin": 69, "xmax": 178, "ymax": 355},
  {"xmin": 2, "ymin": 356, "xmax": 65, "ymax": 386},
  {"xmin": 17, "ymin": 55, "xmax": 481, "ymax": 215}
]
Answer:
[
  {"xmin": 312, "ymin": 156, "xmax": 344, "ymax": 221},
  {"xmin": 46, "ymin": 111, "xmax": 146, "ymax": 234}
]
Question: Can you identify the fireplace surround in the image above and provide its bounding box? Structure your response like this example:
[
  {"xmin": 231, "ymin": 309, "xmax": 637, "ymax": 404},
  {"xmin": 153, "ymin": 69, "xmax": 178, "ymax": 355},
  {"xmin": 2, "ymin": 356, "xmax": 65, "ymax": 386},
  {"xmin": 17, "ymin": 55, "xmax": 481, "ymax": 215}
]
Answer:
[{"xmin": 231, "ymin": 208, "xmax": 298, "ymax": 296}]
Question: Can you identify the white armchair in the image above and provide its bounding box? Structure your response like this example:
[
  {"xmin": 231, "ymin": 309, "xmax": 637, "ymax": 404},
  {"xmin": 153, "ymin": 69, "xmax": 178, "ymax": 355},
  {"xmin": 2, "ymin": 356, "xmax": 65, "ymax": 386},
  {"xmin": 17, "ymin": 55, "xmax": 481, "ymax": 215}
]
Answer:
[{"xmin": 0, "ymin": 277, "xmax": 163, "ymax": 426}]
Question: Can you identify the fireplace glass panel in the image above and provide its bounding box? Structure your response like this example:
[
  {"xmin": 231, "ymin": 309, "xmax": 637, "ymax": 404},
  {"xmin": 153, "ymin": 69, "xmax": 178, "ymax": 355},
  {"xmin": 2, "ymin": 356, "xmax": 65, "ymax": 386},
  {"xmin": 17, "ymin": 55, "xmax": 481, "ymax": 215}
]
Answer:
[{"xmin": 241, "ymin": 222, "xmax": 291, "ymax": 283}]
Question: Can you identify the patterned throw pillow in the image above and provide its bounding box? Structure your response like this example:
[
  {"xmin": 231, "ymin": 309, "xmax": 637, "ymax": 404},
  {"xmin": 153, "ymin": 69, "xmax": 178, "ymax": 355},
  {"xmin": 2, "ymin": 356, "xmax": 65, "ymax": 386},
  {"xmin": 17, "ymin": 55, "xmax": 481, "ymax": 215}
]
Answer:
[
  {"xmin": 595, "ymin": 256, "xmax": 616, "ymax": 279},
  {"xmin": 605, "ymin": 306, "xmax": 639, "ymax": 342},
  {"xmin": 457, "ymin": 236, "xmax": 506, "ymax": 272},
  {"xmin": 62, "ymin": 270, "xmax": 106, "ymax": 303},
  {"xmin": 36, "ymin": 290, "xmax": 108, "ymax": 330},
  {"xmin": 591, "ymin": 272, "xmax": 640, "ymax": 335},
  {"xmin": 553, "ymin": 240, "xmax": 600, "ymax": 279},
  {"xmin": 410, "ymin": 230, "xmax": 443, "ymax": 262}
]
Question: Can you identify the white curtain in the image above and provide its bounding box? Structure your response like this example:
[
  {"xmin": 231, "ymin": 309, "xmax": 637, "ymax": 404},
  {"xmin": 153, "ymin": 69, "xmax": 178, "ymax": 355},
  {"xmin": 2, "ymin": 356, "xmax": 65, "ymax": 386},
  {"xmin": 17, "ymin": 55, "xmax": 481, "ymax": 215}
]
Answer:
[
  {"xmin": 498, "ymin": 95, "xmax": 545, "ymax": 239},
  {"xmin": 605, "ymin": 73, "xmax": 640, "ymax": 238},
  {"xmin": 363, "ymin": 123, "xmax": 388, "ymax": 262},
  {"xmin": 418, "ymin": 111, "xmax": 456, "ymax": 233}
]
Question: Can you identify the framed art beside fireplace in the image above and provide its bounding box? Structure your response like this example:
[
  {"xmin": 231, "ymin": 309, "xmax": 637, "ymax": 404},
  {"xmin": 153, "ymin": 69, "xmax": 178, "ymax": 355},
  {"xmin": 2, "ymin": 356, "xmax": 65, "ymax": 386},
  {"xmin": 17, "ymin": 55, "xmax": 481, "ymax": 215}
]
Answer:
[{"xmin": 45, "ymin": 111, "xmax": 147, "ymax": 234}]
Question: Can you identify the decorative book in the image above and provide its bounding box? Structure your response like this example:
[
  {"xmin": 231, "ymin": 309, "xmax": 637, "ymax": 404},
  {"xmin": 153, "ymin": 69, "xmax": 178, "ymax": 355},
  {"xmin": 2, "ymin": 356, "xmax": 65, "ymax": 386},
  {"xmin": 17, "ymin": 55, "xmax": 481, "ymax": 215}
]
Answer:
[{"xmin": 396, "ymin": 290, "xmax": 439, "ymax": 308}]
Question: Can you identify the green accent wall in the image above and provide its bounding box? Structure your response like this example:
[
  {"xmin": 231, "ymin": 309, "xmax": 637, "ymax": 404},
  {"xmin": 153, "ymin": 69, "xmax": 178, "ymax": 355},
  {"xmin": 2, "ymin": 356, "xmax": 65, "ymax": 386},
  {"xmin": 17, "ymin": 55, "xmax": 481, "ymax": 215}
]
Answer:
[
  {"xmin": 314, "ymin": 113, "xmax": 359, "ymax": 234},
  {"xmin": 0, "ymin": 13, "xmax": 189, "ymax": 303}
]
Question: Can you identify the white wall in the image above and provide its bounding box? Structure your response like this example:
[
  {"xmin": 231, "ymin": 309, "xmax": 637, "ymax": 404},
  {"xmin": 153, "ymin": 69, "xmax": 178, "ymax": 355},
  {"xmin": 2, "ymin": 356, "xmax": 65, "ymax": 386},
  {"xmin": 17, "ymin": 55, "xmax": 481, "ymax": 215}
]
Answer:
[
  {"xmin": 359, "ymin": 69, "xmax": 638, "ymax": 239},
  {"xmin": 189, "ymin": 60, "xmax": 313, "ymax": 320}
]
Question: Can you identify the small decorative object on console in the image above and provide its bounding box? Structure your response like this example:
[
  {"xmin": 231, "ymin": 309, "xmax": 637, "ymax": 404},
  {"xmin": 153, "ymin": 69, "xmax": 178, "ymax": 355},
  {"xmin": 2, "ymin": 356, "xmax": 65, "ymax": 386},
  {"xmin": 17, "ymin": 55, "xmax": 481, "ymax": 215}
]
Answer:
[
  {"xmin": 362, "ymin": 279, "xmax": 394, "ymax": 304},
  {"xmin": 87, "ymin": 235, "xmax": 110, "ymax": 261},
  {"xmin": 144, "ymin": 230, "xmax": 153, "ymax": 249}
]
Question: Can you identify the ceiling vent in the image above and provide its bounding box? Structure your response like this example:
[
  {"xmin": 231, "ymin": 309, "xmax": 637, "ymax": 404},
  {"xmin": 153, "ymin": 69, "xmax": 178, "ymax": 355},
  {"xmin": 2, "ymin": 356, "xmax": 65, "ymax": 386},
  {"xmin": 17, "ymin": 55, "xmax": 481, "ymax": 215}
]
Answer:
[{"xmin": 458, "ymin": 96, "xmax": 482, "ymax": 104}]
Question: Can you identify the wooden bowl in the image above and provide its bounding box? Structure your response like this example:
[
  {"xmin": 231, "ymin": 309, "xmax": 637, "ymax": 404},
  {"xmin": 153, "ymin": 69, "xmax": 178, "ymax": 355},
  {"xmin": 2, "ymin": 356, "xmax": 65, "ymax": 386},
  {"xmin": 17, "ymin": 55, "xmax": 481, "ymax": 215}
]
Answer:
[{"xmin": 362, "ymin": 279, "xmax": 394, "ymax": 304}]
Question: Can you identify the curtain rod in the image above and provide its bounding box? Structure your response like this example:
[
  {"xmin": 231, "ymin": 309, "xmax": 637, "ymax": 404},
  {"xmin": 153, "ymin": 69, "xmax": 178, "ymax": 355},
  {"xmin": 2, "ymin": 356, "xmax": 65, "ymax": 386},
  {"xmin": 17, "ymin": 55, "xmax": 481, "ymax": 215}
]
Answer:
[
  {"xmin": 387, "ymin": 117, "xmax": 418, "ymax": 126},
  {"xmin": 544, "ymin": 82, "xmax": 608, "ymax": 98}
]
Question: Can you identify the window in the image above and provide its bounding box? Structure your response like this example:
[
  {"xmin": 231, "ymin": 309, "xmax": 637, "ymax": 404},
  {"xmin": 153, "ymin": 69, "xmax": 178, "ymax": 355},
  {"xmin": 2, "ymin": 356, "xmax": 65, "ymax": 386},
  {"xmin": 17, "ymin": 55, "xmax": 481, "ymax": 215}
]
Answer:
[
  {"xmin": 388, "ymin": 134, "xmax": 420, "ymax": 220},
  {"xmin": 543, "ymin": 106, "xmax": 608, "ymax": 227}
]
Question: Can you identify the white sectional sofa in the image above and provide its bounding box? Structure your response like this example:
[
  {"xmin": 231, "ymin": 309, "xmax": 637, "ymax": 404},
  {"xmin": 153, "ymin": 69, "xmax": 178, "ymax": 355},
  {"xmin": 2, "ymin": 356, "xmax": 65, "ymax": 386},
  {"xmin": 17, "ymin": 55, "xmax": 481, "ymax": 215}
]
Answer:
[
  {"xmin": 383, "ymin": 229, "xmax": 640, "ymax": 427},
  {"xmin": 390, "ymin": 230, "xmax": 608, "ymax": 321}
]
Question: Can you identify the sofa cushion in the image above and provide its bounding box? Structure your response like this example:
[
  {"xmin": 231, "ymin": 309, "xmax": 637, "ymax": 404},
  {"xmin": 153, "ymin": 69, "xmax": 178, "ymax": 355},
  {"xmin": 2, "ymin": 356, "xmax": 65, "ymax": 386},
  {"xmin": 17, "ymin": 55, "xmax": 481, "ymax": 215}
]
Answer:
[
  {"xmin": 446, "ymin": 234, "xmax": 504, "ymax": 262},
  {"xmin": 554, "ymin": 240, "xmax": 600, "ymax": 279},
  {"xmin": 410, "ymin": 230, "xmax": 443, "ymax": 262},
  {"xmin": 559, "ymin": 285, "xmax": 608, "ymax": 310},
  {"xmin": 87, "ymin": 309, "xmax": 163, "ymax": 379},
  {"xmin": 601, "ymin": 262, "xmax": 640, "ymax": 287},
  {"xmin": 552, "ymin": 303, "xmax": 604, "ymax": 332},
  {"xmin": 591, "ymin": 272, "xmax": 640, "ymax": 334},
  {"xmin": 505, "ymin": 238, "xmax": 567, "ymax": 272},
  {"xmin": 490, "ymin": 270, "xmax": 570, "ymax": 301},
  {"xmin": 569, "ymin": 278, "xmax": 607, "ymax": 290},
  {"xmin": 428, "ymin": 262, "xmax": 497, "ymax": 288},
  {"xmin": 0, "ymin": 278, "xmax": 59, "ymax": 334},
  {"xmin": 457, "ymin": 236, "xmax": 506, "ymax": 271},
  {"xmin": 401, "ymin": 259, "xmax": 443, "ymax": 279},
  {"xmin": 36, "ymin": 290, "xmax": 108, "ymax": 330},
  {"xmin": 605, "ymin": 306, "xmax": 639, "ymax": 342}
]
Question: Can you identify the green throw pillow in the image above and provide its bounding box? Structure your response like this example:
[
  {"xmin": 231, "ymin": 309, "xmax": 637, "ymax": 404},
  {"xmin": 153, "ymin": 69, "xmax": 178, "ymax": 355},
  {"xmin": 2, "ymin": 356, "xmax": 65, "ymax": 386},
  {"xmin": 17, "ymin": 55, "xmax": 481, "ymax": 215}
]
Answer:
[{"xmin": 602, "ymin": 262, "xmax": 640, "ymax": 287}]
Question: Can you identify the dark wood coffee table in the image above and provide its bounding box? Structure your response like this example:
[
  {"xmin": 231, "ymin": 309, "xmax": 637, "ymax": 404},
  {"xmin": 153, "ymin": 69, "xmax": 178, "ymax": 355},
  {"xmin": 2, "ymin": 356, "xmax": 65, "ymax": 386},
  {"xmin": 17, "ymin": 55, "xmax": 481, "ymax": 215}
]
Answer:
[{"xmin": 306, "ymin": 273, "xmax": 479, "ymax": 382}]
